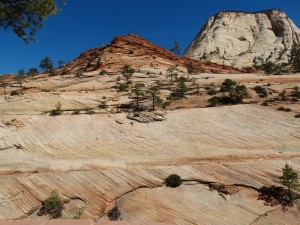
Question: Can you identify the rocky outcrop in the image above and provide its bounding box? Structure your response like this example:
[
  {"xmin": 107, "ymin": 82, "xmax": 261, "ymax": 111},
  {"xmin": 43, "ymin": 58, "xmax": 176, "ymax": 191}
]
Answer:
[
  {"xmin": 127, "ymin": 111, "xmax": 165, "ymax": 123},
  {"xmin": 65, "ymin": 34, "xmax": 239, "ymax": 74},
  {"xmin": 184, "ymin": 10, "xmax": 300, "ymax": 68}
]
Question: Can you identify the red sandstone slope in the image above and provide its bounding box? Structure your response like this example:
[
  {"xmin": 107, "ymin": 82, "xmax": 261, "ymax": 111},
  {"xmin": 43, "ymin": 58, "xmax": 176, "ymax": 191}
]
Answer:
[{"xmin": 65, "ymin": 34, "xmax": 240, "ymax": 74}]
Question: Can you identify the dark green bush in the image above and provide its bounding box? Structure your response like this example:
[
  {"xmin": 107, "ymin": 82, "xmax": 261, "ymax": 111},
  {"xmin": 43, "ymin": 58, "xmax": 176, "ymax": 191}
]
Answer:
[
  {"xmin": 117, "ymin": 83, "xmax": 129, "ymax": 92},
  {"xmin": 10, "ymin": 90, "xmax": 19, "ymax": 96},
  {"xmin": 261, "ymin": 101, "xmax": 269, "ymax": 106},
  {"xmin": 165, "ymin": 174, "xmax": 182, "ymax": 188},
  {"xmin": 73, "ymin": 109, "xmax": 80, "ymax": 115},
  {"xmin": 278, "ymin": 106, "xmax": 292, "ymax": 112},
  {"xmin": 108, "ymin": 206, "xmax": 121, "ymax": 221},
  {"xmin": 99, "ymin": 70, "xmax": 108, "ymax": 75},
  {"xmin": 295, "ymin": 114, "xmax": 300, "ymax": 118},
  {"xmin": 254, "ymin": 86, "xmax": 268, "ymax": 98},
  {"xmin": 84, "ymin": 107, "xmax": 95, "ymax": 114},
  {"xmin": 208, "ymin": 96, "xmax": 220, "ymax": 107},
  {"xmin": 207, "ymin": 89, "xmax": 217, "ymax": 95},
  {"xmin": 61, "ymin": 67, "xmax": 68, "ymax": 75},
  {"xmin": 38, "ymin": 191, "xmax": 64, "ymax": 219}
]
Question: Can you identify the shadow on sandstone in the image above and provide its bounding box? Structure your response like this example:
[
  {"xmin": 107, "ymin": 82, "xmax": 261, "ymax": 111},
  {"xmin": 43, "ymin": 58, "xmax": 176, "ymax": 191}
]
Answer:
[{"xmin": 258, "ymin": 185, "xmax": 293, "ymax": 212}]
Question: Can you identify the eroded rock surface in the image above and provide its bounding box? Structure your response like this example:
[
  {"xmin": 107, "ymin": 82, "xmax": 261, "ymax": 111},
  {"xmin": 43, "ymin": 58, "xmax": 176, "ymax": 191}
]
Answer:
[{"xmin": 184, "ymin": 10, "xmax": 300, "ymax": 68}]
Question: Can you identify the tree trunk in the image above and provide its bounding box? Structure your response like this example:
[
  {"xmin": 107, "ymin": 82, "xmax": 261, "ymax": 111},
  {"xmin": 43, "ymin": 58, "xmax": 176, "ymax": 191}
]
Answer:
[
  {"xmin": 20, "ymin": 84, "xmax": 23, "ymax": 95},
  {"xmin": 152, "ymin": 94, "xmax": 155, "ymax": 110},
  {"xmin": 288, "ymin": 187, "xmax": 293, "ymax": 206}
]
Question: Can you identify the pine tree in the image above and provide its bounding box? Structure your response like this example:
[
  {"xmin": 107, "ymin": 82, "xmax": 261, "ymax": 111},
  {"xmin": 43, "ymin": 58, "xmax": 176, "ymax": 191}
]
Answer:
[
  {"xmin": 280, "ymin": 164, "xmax": 300, "ymax": 205},
  {"xmin": 147, "ymin": 85, "xmax": 161, "ymax": 110},
  {"xmin": 0, "ymin": 0, "xmax": 65, "ymax": 43},
  {"xmin": 122, "ymin": 65, "xmax": 135, "ymax": 81},
  {"xmin": 131, "ymin": 83, "xmax": 144, "ymax": 110},
  {"xmin": 187, "ymin": 63, "xmax": 194, "ymax": 79},
  {"xmin": 40, "ymin": 56, "xmax": 54, "ymax": 72},
  {"xmin": 289, "ymin": 45, "xmax": 300, "ymax": 72}
]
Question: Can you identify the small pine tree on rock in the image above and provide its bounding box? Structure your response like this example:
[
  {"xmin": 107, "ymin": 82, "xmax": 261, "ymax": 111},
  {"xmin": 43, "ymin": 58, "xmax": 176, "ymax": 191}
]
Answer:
[{"xmin": 280, "ymin": 164, "xmax": 300, "ymax": 205}]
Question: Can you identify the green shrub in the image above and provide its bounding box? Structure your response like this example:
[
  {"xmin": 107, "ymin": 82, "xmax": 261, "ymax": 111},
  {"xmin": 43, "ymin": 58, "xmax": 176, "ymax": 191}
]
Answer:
[
  {"xmin": 291, "ymin": 87, "xmax": 300, "ymax": 98},
  {"xmin": 84, "ymin": 107, "xmax": 95, "ymax": 114},
  {"xmin": 208, "ymin": 96, "xmax": 220, "ymax": 107},
  {"xmin": 73, "ymin": 109, "xmax": 80, "ymax": 115},
  {"xmin": 253, "ymin": 86, "xmax": 268, "ymax": 98},
  {"xmin": 207, "ymin": 89, "xmax": 217, "ymax": 95},
  {"xmin": 117, "ymin": 83, "xmax": 129, "ymax": 92},
  {"xmin": 50, "ymin": 102, "xmax": 62, "ymax": 116},
  {"xmin": 61, "ymin": 67, "xmax": 68, "ymax": 75},
  {"xmin": 99, "ymin": 70, "xmax": 108, "ymax": 75},
  {"xmin": 108, "ymin": 206, "xmax": 121, "ymax": 221},
  {"xmin": 49, "ymin": 69, "xmax": 56, "ymax": 77},
  {"xmin": 261, "ymin": 101, "xmax": 269, "ymax": 106},
  {"xmin": 98, "ymin": 101, "xmax": 108, "ymax": 109},
  {"xmin": 38, "ymin": 190, "xmax": 64, "ymax": 219},
  {"xmin": 278, "ymin": 106, "xmax": 292, "ymax": 112},
  {"xmin": 204, "ymin": 86, "xmax": 211, "ymax": 91},
  {"xmin": 165, "ymin": 174, "xmax": 182, "ymax": 188},
  {"xmin": 10, "ymin": 90, "xmax": 19, "ymax": 96},
  {"xmin": 295, "ymin": 114, "xmax": 300, "ymax": 118}
]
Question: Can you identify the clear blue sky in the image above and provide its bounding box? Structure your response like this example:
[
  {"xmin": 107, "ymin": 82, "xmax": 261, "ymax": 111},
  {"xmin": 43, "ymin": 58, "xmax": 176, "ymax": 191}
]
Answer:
[{"xmin": 0, "ymin": 0, "xmax": 299, "ymax": 74}]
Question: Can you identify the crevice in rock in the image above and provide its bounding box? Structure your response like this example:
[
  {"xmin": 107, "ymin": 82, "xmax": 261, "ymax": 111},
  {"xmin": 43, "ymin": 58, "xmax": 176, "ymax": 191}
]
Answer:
[{"xmin": 249, "ymin": 207, "xmax": 279, "ymax": 225}]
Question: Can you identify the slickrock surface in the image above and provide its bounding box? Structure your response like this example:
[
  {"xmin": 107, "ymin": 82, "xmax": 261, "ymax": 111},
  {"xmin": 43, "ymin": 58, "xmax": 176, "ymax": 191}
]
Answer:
[
  {"xmin": 0, "ymin": 32, "xmax": 300, "ymax": 224},
  {"xmin": 184, "ymin": 10, "xmax": 300, "ymax": 68},
  {"xmin": 0, "ymin": 104, "xmax": 299, "ymax": 223}
]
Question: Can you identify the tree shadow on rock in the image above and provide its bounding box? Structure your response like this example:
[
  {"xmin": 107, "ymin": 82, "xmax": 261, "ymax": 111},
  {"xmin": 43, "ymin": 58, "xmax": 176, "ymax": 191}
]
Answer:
[{"xmin": 258, "ymin": 186, "xmax": 292, "ymax": 212}]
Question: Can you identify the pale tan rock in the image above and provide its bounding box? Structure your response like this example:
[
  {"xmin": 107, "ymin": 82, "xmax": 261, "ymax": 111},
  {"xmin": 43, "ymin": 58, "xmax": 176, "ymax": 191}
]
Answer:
[{"xmin": 184, "ymin": 10, "xmax": 300, "ymax": 68}]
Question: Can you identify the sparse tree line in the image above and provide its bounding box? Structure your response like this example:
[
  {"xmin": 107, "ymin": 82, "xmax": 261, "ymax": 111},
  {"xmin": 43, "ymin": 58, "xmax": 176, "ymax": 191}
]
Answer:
[
  {"xmin": 0, "ymin": 56, "xmax": 65, "ymax": 96},
  {"xmin": 253, "ymin": 45, "xmax": 300, "ymax": 75}
]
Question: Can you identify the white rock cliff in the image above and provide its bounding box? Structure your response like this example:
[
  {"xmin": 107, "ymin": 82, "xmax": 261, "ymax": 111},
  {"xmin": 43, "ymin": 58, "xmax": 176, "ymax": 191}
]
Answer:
[{"xmin": 184, "ymin": 10, "xmax": 300, "ymax": 68}]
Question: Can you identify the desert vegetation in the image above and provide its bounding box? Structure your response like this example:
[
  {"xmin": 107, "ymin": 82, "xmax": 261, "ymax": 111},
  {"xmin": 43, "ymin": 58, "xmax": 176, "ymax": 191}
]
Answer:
[
  {"xmin": 208, "ymin": 79, "xmax": 248, "ymax": 106},
  {"xmin": 38, "ymin": 190, "xmax": 64, "ymax": 219},
  {"xmin": 165, "ymin": 174, "xmax": 182, "ymax": 188}
]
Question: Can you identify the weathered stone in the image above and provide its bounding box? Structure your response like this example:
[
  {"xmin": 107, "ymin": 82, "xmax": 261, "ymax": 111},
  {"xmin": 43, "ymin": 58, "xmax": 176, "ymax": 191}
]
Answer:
[
  {"xmin": 127, "ymin": 112, "xmax": 165, "ymax": 123},
  {"xmin": 184, "ymin": 10, "xmax": 300, "ymax": 68}
]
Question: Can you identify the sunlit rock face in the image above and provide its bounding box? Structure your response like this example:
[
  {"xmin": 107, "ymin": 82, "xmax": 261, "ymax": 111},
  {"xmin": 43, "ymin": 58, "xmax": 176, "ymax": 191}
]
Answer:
[{"xmin": 184, "ymin": 10, "xmax": 300, "ymax": 68}]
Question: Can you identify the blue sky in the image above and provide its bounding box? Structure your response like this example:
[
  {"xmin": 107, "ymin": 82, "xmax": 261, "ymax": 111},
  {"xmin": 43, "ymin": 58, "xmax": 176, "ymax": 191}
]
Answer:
[{"xmin": 0, "ymin": 0, "xmax": 300, "ymax": 74}]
